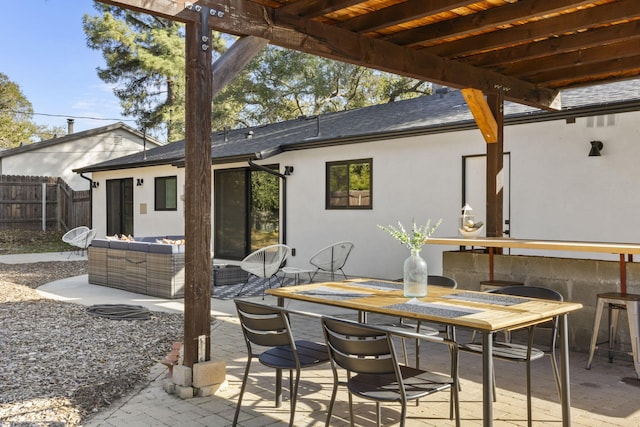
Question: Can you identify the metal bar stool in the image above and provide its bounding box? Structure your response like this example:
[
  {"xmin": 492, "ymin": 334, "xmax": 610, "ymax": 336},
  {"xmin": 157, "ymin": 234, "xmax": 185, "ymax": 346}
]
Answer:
[{"xmin": 586, "ymin": 292, "xmax": 640, "ymax": 379}]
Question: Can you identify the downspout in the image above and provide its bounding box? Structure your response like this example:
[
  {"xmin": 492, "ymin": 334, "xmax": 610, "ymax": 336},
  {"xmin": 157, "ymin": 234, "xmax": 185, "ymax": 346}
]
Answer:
[
  {"xmin": 248, "ymin": 157, "xmax": 288, "ymax": 246},
  {"xmin": 79, "ymin": 173, "xmax": 94, "ymax": 228}
]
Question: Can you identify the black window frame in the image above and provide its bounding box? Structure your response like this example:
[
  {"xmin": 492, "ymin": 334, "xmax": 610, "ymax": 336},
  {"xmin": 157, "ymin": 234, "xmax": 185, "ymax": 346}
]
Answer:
[
  {"xmin": 154, "ymin": 175, "xmax": 178, "ymax": 211},
  {"xmin": 325, "ymin": 158, "xmax": 373, "ymax": 210}
]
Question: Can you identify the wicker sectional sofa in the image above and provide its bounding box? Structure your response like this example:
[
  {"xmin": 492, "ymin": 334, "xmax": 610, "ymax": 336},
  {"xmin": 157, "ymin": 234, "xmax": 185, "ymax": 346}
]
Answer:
[{"xmin": 88, "ymin": 236, "xmax": 186, "ymax": 299}]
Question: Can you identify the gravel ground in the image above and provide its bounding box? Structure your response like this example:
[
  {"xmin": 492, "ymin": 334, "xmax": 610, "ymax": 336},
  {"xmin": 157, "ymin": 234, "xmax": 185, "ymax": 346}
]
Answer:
[{"xmin": 0, "ymin": 261, "xmax": 184, "ymax": 426}]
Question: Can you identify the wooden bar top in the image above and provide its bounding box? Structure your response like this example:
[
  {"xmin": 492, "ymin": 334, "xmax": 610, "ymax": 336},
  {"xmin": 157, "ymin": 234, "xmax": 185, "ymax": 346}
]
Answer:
[{"xmin": 426, "ymin": 237, "xmax": 640, "ymax": 255}]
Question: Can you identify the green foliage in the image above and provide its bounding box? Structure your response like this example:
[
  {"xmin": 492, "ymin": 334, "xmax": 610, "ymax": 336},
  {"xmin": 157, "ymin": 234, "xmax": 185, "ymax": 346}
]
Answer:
[
  {"xmin": 349, "ymin": 162, "xmax": 371, "ymax": 191},
  {"xmin": 83, "ymin": 3, "xmax": 224, "ymax": 142},
  {"xmin": 0, "ymin": 72, "xmax": 37, "ymax": 148},
  {"xmin": 221, "ymin": 47, "xmax": 431, "ymax": 127},
  {"xmin": 83, "ymin": 4, "xmax": 432, "ymax": 141},
  {"xmin": 378, "ymin": 219, "xmax": 443, "ymax": 251}
]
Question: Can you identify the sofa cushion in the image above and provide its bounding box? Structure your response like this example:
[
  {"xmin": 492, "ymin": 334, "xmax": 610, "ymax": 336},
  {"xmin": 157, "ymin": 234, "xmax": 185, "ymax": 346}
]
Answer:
[
  {"xmin": 129, "ymin": 242, "xmax": 151, "ymax": 252},
  {"xmin": 109, "ymin": 240, "xmax": 130, "ymax": 250},
  {"xmin": 91, "ymin": 239, "xmax": 110, "ymax": 248}
]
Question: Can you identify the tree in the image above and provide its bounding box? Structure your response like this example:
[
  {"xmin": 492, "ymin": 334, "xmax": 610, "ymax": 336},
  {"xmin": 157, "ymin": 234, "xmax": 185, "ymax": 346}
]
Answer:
[
  {"xmin": 83, "ymin": 4, "xmax": 431, "ymax": 141},
  {"xmin": 83, "ymin": 3, "xmax": 225, "ymax": 142},
  {"xmin": 0, "ymin": 73, "xmax": 37, "ymax": 148},
  {"xmin": 216, "ymin": 47, "xmax": 430, "ymax": 128}
]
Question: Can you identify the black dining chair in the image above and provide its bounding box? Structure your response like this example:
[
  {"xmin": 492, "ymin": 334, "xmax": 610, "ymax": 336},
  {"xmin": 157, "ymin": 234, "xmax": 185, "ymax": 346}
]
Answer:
[
  {"xmin": 233, "ymin": 299, "xmax": 329, "ymax": 426},
  {"xmin": 459, "ymin": 285, "xmax": 563, "ymax": 427},
  {"xmin": 321, "ymin": 316, "xmax": 460, "ymax": 427}
]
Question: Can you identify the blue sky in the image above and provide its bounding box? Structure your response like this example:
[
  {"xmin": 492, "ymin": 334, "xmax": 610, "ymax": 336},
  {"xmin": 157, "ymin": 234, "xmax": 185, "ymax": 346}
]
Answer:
[{"xmin": 1, "ymin": 0, "xmax": 132, "ymax": 134}]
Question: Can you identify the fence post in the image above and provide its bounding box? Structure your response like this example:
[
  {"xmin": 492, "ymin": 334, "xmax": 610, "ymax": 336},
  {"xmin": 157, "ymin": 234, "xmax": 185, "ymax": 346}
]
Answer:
[
  {"xmin": 42, "ymin": 182, "xmax": 46, "ymax": 231},
  {"xmin": 56, "ymin": 183, "xmax": 62, "ymax": 231}
]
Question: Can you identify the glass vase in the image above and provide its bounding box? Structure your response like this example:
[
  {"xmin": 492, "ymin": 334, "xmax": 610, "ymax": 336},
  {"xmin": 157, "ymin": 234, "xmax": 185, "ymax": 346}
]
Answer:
[{"xmin": 403, "ymin": 248, "xmax": 428, "ymax": 297}]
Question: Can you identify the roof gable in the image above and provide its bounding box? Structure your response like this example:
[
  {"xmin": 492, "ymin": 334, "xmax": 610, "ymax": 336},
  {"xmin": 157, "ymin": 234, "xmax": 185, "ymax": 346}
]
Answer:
[{"xmin": 0, "ymin": 122, "xmax": 163, "ymax": 159}]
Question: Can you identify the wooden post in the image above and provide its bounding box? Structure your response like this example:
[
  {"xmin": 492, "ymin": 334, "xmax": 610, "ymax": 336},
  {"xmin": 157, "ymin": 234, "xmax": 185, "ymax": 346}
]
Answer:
[
  {"xmin": 486, "ymin": 91, "xmax": 504, "ymax": 249},
  {"xmin": 183, "ymin": 16, "xmax": 212, "ymax": 367}
]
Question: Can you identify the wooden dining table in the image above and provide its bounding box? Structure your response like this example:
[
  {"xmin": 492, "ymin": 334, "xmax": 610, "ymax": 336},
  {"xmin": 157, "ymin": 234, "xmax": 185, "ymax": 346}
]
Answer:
[{"xmin": 266, "ymin": 278, "xmax": 583, "ymax": 427}]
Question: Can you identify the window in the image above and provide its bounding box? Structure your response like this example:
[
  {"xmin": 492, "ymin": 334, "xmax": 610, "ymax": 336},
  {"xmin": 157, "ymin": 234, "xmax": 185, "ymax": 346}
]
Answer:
[
  {"xmin": 326, "ymin": 158, "xmax": 372, "ymax": 209},
  {"xmin": 155, "ymin": 176, "xmax": 178, "ymax": 211}
]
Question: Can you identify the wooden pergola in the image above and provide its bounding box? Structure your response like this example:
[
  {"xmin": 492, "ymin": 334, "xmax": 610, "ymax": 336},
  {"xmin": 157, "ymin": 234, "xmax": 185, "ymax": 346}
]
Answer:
[{"xmin": 97, "ymin": 0, "xmax": 640, "ymax": 372}]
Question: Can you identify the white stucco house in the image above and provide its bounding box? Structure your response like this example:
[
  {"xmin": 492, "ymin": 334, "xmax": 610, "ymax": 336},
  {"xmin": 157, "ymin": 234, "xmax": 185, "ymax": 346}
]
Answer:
[
  {"xmin": 0, "ymin": 121, "xmax": 163, "ymax": 190},
  {"xmin": 74, "ymin": 79, "xmax": 640, "ymax": 280}
]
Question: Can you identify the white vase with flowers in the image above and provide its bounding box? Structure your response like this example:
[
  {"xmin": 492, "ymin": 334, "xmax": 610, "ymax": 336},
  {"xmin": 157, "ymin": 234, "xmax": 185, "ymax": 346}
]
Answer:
[{"xmin": 378, "ymin": 218, "xmax": 442, "ymax": 297}]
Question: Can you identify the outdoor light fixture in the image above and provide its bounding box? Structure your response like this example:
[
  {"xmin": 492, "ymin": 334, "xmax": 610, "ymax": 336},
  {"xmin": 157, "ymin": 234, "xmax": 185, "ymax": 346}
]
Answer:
[
  {"xmin": 284, "ymin": 166, "xmax": 294, "ymax": 176},
  {"xmin": 136, "ymin": 178, "xmax": 144, "ymax": 186},
  {"xmin": 91, "ymin": 181, "xmax": 99, "ymax": 189},
  {"xmin": 589, "ymin": 140, "xmax": 604, "ymax": 157}
]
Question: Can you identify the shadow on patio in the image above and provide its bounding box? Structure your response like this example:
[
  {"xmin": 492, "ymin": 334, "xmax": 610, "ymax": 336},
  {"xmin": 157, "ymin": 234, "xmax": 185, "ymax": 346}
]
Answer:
[{"xmin": 86, "ymin": 298, "xmax": 640, "ymax": 426}]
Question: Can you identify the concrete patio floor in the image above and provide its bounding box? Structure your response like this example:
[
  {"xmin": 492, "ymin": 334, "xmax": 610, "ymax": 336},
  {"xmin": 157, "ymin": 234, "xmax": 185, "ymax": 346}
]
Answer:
[{"xmin": 20, "ymin": 252, "xmax": 639, "ymax": 426}]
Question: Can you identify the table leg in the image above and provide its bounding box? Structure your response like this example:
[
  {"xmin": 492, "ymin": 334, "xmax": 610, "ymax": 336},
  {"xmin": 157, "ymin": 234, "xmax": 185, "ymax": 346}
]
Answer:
[
  {"xmin": 275, "ymin": 369, "xmax": 283, "ymax": 407},
  {"xmin": 275, "ymin": 296, "xmax": 284, "ymax": 407},
  {"xmin": 559, "ymin": 314, "xmax": 572, "ymax": 426},
  {"xmin": 482, "ymin": 331, "xmax": 494, "ymax": 427}
]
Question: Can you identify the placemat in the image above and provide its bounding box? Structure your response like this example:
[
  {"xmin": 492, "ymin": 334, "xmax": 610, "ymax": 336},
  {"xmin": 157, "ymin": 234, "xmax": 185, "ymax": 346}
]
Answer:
[
  {"xmin": 385, "ymin": 300, "xmax": 482, "ymax": 318},
  {"xmin": 347, "ymin": 280, "xmax": 404, "ymax": 291},
  {"xmin": 442, "ymin": 291, "xmax": 529, "ymax": 306},
  {"xmin": 294, "ymin": 286, "xmax": 373, "ymax": 301}
]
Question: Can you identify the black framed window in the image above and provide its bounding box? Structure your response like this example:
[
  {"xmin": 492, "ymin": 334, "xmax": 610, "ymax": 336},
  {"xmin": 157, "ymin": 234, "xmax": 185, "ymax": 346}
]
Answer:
[
  {"xmin": 326, "ymin": 158, "xmax": 372, "ymax": 209},
  {"xmin": 155, "ymin": 176, "xmax": 177, "ymax": 211}
]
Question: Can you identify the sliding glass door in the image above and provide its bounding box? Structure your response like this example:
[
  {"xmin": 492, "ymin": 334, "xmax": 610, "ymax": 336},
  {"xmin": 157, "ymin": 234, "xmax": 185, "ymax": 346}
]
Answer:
[
  {"xmin": 214, "ymin": 167, "xmax": 279, "ymax": 260},
  {"xmin": 106, "ymin": 178, "xmax": 133, "ymax": 236}
]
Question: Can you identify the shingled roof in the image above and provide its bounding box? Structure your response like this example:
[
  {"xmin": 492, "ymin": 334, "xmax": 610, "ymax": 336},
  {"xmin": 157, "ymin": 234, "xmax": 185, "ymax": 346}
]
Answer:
[{"xmin": 74, "ymin": 79, "xmax": 640, "ymax": 174}]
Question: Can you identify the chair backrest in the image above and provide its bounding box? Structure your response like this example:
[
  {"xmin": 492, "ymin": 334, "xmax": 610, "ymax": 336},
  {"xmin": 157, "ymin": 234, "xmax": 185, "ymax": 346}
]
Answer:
[
  {"xmin": 321, "ymin": 316, "xmax": 399, "ymax": 376},
  {"xmin": 491, "ymin": 285, "xmax": 563, "ymax": 335},
  {"xmin": 240, "ymin": 244, "xmax": 291, "ymax": 279},
  {"xmin": 62, "ymin": 226, "xmax": 89, "ymax": 244},
  {"xmin": 74, "ymin": 229, "xmax": 97, "ymax": 249},
  {"xmin": 235, "ymin": 299, "xmax": 294, "ymax": 349},
  {"xmin": 309, "ymin": 241, "xmax": 354, "ymax": 272},
  {"xmin": 490, "ymin": 285, "xmax": 563, "ymax": 302},
  {"xmin": 428, "ymin": 275, "xmax": 457, "ymax": 288}
]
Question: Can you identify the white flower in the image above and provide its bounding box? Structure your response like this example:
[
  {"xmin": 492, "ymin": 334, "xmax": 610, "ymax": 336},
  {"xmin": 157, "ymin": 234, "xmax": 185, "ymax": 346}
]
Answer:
[{"xmin": 377, "ymin": 218, "xmax": 442, "ymax": 251}]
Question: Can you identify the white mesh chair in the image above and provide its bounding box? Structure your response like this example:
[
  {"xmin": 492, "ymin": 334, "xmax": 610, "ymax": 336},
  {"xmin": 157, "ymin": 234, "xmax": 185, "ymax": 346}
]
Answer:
[
  {"xmin": 238, "ymin": 244, "xmax": 291, "ymax": 298},
  {"xmin": 309, "ymin": 241, "xmax": 354, "ymax": 281},
  {"xmin": 62, "ymin": 226, "xmax": 90, "ymax": 257},
  {"xmin": 71, "ymin": 228, "xmax": 97, "ymax": 257},
  {"xmin": 62, "ymin": 226, "xmax": 89, "ymax": 246}
]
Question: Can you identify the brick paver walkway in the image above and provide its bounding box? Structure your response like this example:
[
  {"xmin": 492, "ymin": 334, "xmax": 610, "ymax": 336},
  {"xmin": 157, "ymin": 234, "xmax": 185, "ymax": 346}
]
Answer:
[{"xmin": 85, "ymin": 297, "xmax": 640, "ymax": 427}]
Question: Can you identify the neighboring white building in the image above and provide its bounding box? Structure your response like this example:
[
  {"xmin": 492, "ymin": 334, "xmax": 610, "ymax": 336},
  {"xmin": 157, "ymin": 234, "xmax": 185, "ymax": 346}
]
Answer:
[
  {"xmin": 75, "ymin": 79, "xmax": 640, "ymax": 280},
  {"xmin": 0, "ymin": 121, "xmax": 163, "ymax": 190}
]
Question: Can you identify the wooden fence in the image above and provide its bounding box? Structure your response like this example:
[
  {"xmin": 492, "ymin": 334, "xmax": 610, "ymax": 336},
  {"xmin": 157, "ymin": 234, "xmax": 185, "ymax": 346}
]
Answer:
[{"xmin": 0, "ymin": 175, "xmax": 90, "ymax": 231}]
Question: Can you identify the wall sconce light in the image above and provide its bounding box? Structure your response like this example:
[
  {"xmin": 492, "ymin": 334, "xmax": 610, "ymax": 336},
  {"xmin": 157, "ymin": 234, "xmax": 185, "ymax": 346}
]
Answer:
[
  {"xmin": 91, "ymin": 181, "xmax": 99, "ymax": 189},
  {"xmin": 136, "ymin": 178, "xmax": 144, "ymax": 186},
  {"xmin": 284, "ymin": 166, "xmax": 294, "ymax": 176},
  {"xmin": 588, "ymin": 140, "xmax": 603, "ymax": 157}
]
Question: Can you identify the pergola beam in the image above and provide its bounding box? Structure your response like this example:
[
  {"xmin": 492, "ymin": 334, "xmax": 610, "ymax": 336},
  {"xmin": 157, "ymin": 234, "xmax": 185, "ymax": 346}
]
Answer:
[
  {"xmin": 100, "ymin": 0, "xmax": 561, "ymax": 110},
  {"xmin": 462, "ymin": 88, "xmax": 498, "ymax": 144}
]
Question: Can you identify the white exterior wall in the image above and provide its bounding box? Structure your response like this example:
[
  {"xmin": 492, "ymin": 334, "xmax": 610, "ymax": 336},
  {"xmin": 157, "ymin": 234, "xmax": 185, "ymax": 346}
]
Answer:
[
  {"xmin": 505, "ymin": 113, "xmax": 640, "ymax": 258},
  {"xmin": 273, "ymin": 131, "xmax": 486, "ymax": 280},
  {"xmin": 91, "ymin": 165, "xmax": 186, "ymax": 239},
  {"xmin": 2, "ymin": 130, "xmax": 153, "ymax": 190},
  {"xmin": 88, "ymin": 109, "xmax": 640, "ymax": 281},
  {"xmin": 266, "ymin": 110, "xmax": 640, "ymax": 279}
]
